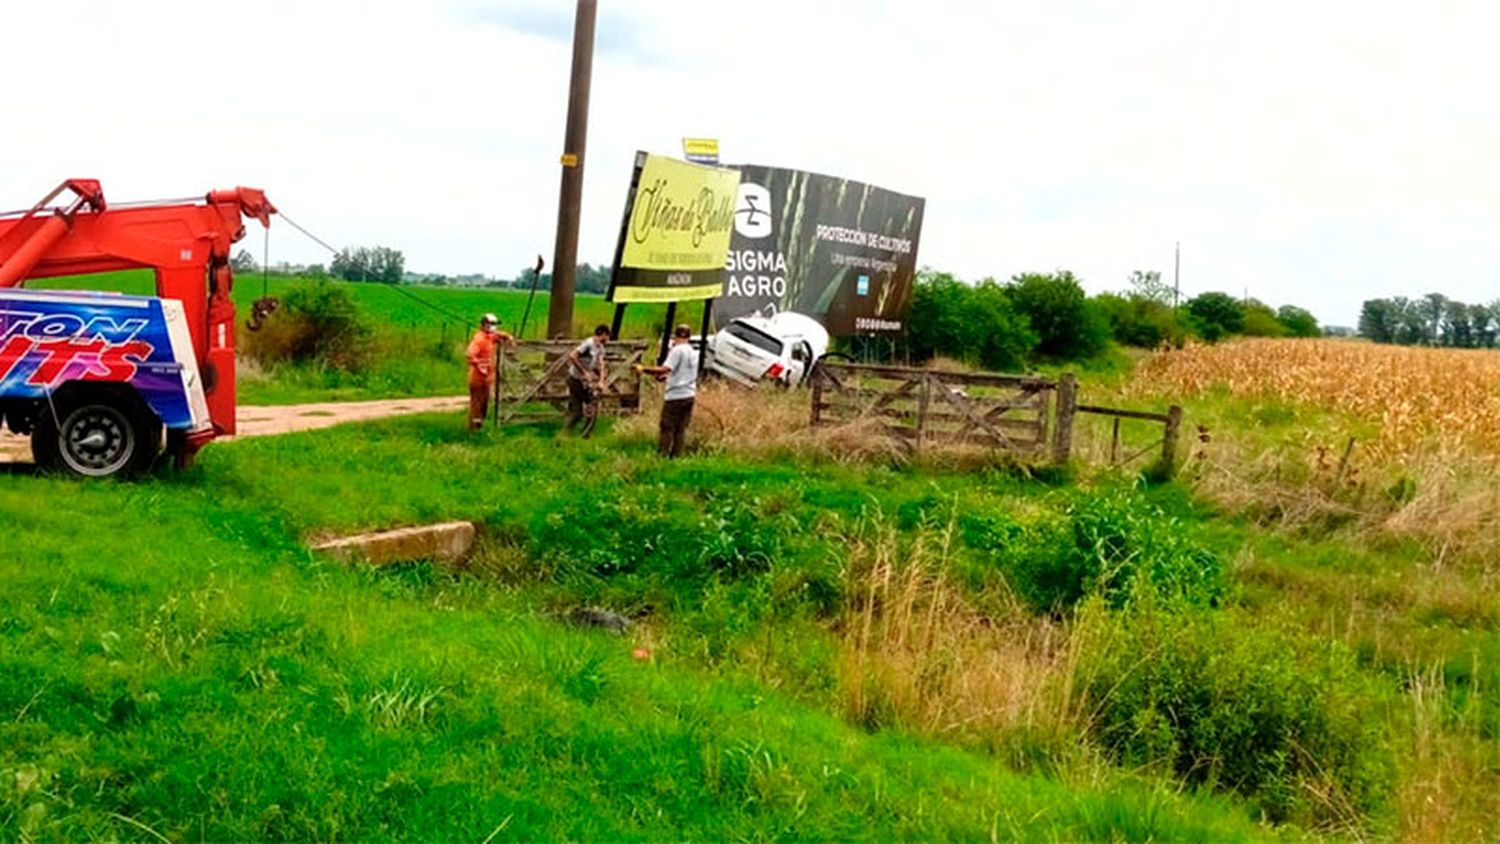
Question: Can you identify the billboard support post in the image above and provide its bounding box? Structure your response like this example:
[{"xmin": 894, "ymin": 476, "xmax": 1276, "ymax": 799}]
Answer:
[
  {"xmin": 658, "ymin": 301, "xmax": 677, "ymax": 365},
  {"xmin": 697, "ymin": 298, "xmax": 714, "ymax": 375}
]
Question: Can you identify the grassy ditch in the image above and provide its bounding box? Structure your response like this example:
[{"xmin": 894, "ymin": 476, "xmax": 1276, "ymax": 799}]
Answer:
[{"xmin": 8, "ymin": 402, "xmax": 1486, "ymax": 839}]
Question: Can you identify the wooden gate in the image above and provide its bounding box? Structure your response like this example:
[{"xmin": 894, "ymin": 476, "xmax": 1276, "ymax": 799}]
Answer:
[
  {"xmin": 496, "ymin": 340, "xmax": 648, "ymax": 423},
  {"xmin": 810, "ymin": 362, "xmax": 1183, "ymax": 475},
  {"xmin": 810, "ymin": 363, "xmax": 1059, "ymax": 454}
]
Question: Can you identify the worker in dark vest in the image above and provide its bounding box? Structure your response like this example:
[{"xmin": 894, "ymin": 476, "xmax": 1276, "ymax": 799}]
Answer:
[
  {"xmin": 564, "ymin": 324, "xmax": 611, "ymax": 437},
  {"xmin": 466, "ymin": 313, "xmax": 515, "ymax": 430},
  {"xmin": 638, "ymin": 324, "xmax": 699, "ymax": 458}
]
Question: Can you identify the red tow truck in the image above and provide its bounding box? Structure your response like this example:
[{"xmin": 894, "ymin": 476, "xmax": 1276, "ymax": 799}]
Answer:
[{"xmin": 0, "ymin": 180, "xmax": 274, "ymax": 477}]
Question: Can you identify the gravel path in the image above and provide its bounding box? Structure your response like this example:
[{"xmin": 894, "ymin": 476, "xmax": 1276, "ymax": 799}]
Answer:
[{"xmin": 0, "ymin": 396, "xmax": 467, "ymax": 466}]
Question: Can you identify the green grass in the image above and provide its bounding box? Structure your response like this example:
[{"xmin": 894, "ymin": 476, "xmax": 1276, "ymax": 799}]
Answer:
[{"xmin": 0, "ymin": 417, "xmax": 1288, "ymax": 841}]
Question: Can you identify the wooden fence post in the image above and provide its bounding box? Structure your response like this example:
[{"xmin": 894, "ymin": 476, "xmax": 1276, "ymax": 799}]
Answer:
[
  {"xmin": 1051, "ymin": 373, "xmax": 1077, "ymax": 466},
  {"xmin": 1160, "ymin": 405, "xmax": 1183, "ymax": 478},
  {"xmin": 915, "ymin": 373, "xmax": 931, "ymax": 449}
]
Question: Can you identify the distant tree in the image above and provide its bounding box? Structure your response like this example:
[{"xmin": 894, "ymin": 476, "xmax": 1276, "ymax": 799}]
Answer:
[
  {"xmin": 1276, "ymin": 305, "xmax": 1321, "ymax": 338},
  {"xmin": 1473, "ymin": 303, "xmax": 1498, "ymax": 349},
  {"xmin": 306, "ymin": 263, "xmax": 327, "ymax": 278},
  {"xmin": 1421, "ymin": 293, "xmax": 1447, "ymax": 344},
  {"xmin": 1392, "ymin": 297, "xmax": 1428, "ymax": 345},
  {"xmin": 332, "ymin": 246, "xmax": 405, "ymax": 284},
  {"xmin": 1004, "ymin": 271, "xmax": 1109, "ymax": 359},
  {"xmin": 1094, "ymin": 291, "xmax": 1187, "ymax": 348},
  {"xmin": 1358, "ymin": 299, "xmax": 1397, "ymax": 343},
  {"xmin": 1240, "ymin": 299, "xmax": 1287, "ymax": 337},
  {"xmin": 1127, "ymin": 270, "xmax": 1174, "ymax": 305},
  {"xmin": 1185, "ymin": 292, "xmax": 1245, "ymax": 342},
  {"xmin": 906, "ymin": 270, "xmax": 1036, "ymax": 370},
  {"xmin": 1442, "ymin": 300, "xmax": 1473, "ymax": 348},
  {"xmin": 231, "ymin": 249, "xmax": 258, "ymax": 273}
]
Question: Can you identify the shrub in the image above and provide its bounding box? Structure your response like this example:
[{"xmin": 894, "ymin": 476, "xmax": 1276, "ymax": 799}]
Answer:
[
  {"xmin": 1240, "ymin": 300, "xmax": 1287, "ymax": 338},
  {"xmin": 1076, "ymin": 603, "xmax": 1392, "ymax": 827},
  {"xmin": 1185, "ymin": 292, "xmax": 1245, "ymax": 343},
  {"xmin": 1004, "ymin": 272, "xmax": 1110, "ymax": 360},
  {"xmin": 529, "ymin": 486, "xmax": 800, "ymax": 592},
  {"xmin": 967, "ymin": 488, "xmax": 1224, "ymax": 613},
  {"xmin": 906, "ymin": 270, "xmax": 1036, "ymax": 371},
  {"xmin": 1094, "ymin": 293, "xmax": 1188, "ymax": 349},
  {"xmin": 1276, "ymin": 305, "xmax": 1321, "ymax": 338},
  {"xmin": 243, "ymin": 279, "xmax": 371, "ymax": 370}
]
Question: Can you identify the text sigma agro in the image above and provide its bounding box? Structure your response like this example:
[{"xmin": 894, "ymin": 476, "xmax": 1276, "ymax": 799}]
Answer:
[{"xmin": 725, "ymin": 248, "xmax": 788, "ymax": 297}]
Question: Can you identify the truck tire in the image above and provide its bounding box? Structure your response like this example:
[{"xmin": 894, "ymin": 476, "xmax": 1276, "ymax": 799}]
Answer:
[{"xmin": 35, "ymin": 397, "xmax": 159, "ymax": 479}]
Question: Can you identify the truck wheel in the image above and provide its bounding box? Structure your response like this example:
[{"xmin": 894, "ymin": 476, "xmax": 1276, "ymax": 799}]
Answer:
[{"xmin": 43, "ymin": 400, "xmax": 158, "ymax": 478}]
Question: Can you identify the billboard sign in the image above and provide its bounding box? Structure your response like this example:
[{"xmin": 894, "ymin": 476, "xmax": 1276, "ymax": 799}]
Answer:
[
  {"xmin": 681, "ymin": 138, "xmax": 720, "ymax": 165},
  {"xmin": 717, "ymin": 165, "xmax": 924, "ymax": 335},
  {"xmin": 608, "ymin": 152, "xmax": 742, "ymax": 303}
]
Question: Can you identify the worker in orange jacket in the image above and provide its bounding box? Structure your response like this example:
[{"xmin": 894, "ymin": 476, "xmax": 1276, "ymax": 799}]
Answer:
[{"xmin": 466, "ymin": 313, "xmax": 516, "ymax": 430}]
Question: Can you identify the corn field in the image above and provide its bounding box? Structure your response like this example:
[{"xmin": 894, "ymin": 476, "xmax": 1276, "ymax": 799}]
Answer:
[{"xmin": 1129, "ymin": 339, "xmax": 1500, "ymax": 464}]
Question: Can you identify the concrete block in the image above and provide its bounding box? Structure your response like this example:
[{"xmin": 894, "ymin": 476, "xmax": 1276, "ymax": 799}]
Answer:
[{"xmin": 312, "ymin": 521, "xmax": 476, "ymax": 569}]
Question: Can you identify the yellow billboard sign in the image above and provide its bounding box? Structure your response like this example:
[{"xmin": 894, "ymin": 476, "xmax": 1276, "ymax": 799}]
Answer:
[{"xmin": 621, "ymin": 155, "xmax": 738, "ymax": 271}]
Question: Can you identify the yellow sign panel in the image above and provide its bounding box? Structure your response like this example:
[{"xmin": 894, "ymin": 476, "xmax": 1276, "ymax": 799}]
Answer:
[
  {"xmin": 681, "ymin": 137, "xmax": 720, "ymax": 163},
  {"xmin": 620, "ymin": 155, "xmax": 739, "ymax": 272},
  {"xmin": 559, "ymin": 152, "xmax": 579, "ymax": 167}
]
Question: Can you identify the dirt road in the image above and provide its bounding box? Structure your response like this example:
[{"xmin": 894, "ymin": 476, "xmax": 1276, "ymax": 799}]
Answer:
[{"xmin": 0, "ymin": 396, "xmax": 467, "ymax": 465}]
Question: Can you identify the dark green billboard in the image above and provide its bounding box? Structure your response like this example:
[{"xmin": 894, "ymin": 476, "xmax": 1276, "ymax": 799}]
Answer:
[{"xmin": 717, "ymin": 165, "xmax": 925, "ymax": 335}]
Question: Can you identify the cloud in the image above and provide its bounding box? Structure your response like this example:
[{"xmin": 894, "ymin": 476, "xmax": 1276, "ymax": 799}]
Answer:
[
  {"xmin": 4, "ymin": 0, "xmax": 1499, "ymax": 325},
  {"xmin": 461, "ymin": 1, "xmax": 653, "ymax": 63}
]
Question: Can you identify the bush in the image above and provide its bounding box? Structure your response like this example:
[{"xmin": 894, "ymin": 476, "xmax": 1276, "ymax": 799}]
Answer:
[
  {"xmin": 1094, "ymin": 293, "xmax": 1188, "ymax": 349},
  {"xmin": 1004, "ymin": 272, "xmax": 1110, "ymax": 360},
  {"xmin": 243, "ymin": 279, "xmax": 371, "ymax": 370},
  {"xmin": 967, "ymin": 487, "xmax": 1224, "ymax": 613},
  {"xmin": 1240, "ymin": 300, "xmax": 1287, "ymax": 338},
  {"xmin": 1077, "ymin": 603, "xmax": 1392, "ymax": 826},
  {"xmin": 906, "ymin": 270, "xmax": 1036, "ymax": 371},
  {"xmin": 1185, "ymin": 292, "xmax": 1245, "ymax": 343},
  {"xmin": 1276, "ymin": 305, "xmax": 1321, "ymax": 338},
  {"xmin": 529, "ymin": 485, "xmax": 800, "ymax": 591}
]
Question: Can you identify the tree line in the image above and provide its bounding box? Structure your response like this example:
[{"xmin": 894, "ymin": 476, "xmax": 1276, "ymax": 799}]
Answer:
[
  {"xmin": 1358, "ymin": 294, "xmax": 1500, "ymax": 349},
  {"xmin": 906, "ymin": 269, "xmax": 1322, "ymax": 370}
]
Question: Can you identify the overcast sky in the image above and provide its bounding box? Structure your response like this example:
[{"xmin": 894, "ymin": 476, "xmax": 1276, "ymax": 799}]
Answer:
[{"xmin": 8, "ymin": 0, "xmax": 1498, "ymax": 325}]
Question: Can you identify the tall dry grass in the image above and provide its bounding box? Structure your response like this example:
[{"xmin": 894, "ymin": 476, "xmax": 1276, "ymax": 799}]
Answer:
[
  {"xmin": 1396, "ymin": 662, "xmax": 1499, "ymax": 842},
  {"xmin": 833, "ymin": 516, "xmax": 1078, "ymax": 759},
  {"xmin": 617, "ymin": 380, "xmax": 923, "ymax": 464}
]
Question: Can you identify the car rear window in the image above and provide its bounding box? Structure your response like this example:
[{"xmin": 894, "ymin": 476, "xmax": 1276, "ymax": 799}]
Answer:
[{"xmin": 726, "ymin": 322, "xmax": 783, "ymax": 356}]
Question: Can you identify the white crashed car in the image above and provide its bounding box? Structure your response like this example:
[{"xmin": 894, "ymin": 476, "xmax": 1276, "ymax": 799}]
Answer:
[{"xmin": 705, "ymin": 310, "xmax": 831, "ymax": 387}]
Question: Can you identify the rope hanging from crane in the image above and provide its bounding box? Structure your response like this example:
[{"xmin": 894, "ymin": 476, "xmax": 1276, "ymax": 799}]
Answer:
[{"xmin": 244, "ymin": 206, "xmax": 474, "ymax": 331}]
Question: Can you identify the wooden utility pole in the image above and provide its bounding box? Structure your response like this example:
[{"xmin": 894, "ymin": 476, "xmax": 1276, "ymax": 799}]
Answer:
[{"xmin": 546, "ymin": 0, "xmax": 598, "ymax": 340}]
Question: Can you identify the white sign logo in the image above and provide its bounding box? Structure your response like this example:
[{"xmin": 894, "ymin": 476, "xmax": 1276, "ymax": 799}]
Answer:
[{"xmin": 734, "ymin": 183, "xmax": 773, "ymax": 239}]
